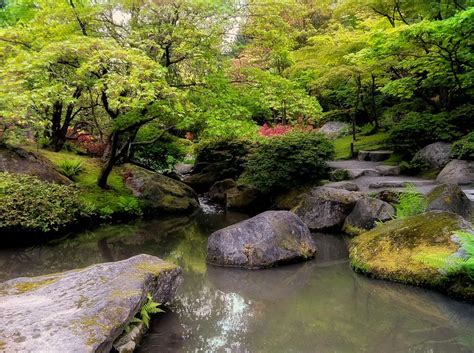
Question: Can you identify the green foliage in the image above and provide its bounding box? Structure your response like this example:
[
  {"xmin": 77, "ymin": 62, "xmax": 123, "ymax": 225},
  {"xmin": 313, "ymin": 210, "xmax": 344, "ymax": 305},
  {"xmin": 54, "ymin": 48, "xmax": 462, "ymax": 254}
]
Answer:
[
  {"xmin": 416, "ymin": 231, "xmax": 474, "ymax": 280},
  {"xmin": 57, "ymin": 160, "xmax": 83, "ymax": 180},
  {"xmin": 394, "ymin": 184, "xmax": 427, "ymax": 219},
  {"xmin": 117, "ymin": 196, "xmax": 142, "ymax": 216},
  {"xmin": 388, "ymin": 112, "xmax": 462, "ymax": 155},
  {"xmin": 125, "ymin": 292, "xmax": 164, "ymax": 333},
  {"xmin": 333, "ymin": 132, "xmax": 389, "ymax": 159},
  {"xmin": 195, "ymin": 136, "xmax": 254, "ymax": 165},
  {"xmin": 241, "ymin": 131, "xmax": 334, "ymax": 193},
  {"xmin": 451, "ymin": 132, "xmax": 474, "ymax": 160},
  {"xmin": 398, "ymin": 160, "xmax": 430, "ymax": 176},
  {"xmin": 0, "ymin": 172, "xmax": 87, "ymax": 232}
]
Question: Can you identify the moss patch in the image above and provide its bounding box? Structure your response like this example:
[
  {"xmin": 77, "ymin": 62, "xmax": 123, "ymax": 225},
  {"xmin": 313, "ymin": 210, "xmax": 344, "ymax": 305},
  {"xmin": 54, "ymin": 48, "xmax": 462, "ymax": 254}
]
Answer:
[
  {"xmin": 12, "ymin": 277, "xmax": 59, "ymax": 294},
  {"xmin": 349, "ymin": 211, "xmax": 473, "ymax": 299},
  {"xmin": 333, "ymin": 132, "xmax": 389, "ymax": 160}
]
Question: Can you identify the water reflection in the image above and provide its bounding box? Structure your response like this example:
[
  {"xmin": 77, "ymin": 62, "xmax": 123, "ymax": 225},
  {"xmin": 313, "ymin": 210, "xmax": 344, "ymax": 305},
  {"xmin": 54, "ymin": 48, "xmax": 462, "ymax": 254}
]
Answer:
[{"xmin": 0, "ymin": 211, "xmax": 473, "ymax": 353}]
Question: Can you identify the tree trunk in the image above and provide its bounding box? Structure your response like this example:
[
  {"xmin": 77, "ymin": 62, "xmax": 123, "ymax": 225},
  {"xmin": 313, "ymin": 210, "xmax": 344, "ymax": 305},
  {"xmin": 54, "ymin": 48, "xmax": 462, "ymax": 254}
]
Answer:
[{"xmin": 97, "ymin": 132, "xmax": 119, "ymax": 189}]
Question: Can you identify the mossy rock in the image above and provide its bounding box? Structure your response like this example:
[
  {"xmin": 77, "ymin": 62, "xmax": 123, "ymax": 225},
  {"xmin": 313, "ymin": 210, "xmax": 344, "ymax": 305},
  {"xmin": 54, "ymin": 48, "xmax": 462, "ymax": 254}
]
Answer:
[
  {"xmin": 349, "ymin": 211, "xmax": 473, "ymax": 300},
  {"xmin": 122, "ymin": 164, "xmax": 199, "ymax": 214},
  {"xmin": 0, "ymin": 144, "xmax": 70, "ymax": 184},
  {"xmin": 426, "ymin": 184, "xmax": 471, "ymax": 219}
]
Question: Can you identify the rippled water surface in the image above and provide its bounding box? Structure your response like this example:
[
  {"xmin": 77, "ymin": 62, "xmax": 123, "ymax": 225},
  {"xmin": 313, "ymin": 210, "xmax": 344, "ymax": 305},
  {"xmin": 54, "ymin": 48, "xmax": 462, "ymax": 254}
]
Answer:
[{"xmin": 1, "ymin": 210, "xmax": 473, "ymax": 353}]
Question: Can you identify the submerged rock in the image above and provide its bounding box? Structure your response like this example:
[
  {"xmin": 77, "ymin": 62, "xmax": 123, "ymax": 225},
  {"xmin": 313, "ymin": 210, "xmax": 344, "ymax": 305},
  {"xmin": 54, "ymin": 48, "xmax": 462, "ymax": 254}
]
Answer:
[
  {"xmin": 292, "ymin": 187, "xmax": 362, "ymax": 231},
  {"xmin": 0, "ymin": 254, "xmax": 182, "ymax": 352},
  {"xmin": 427, "ymin": 184, "xmax": 471, "ymax": 219},
  {"xmin": 123, "ymin": 164, "xmax": 199, "ymax": 214},
  {"xmin": 349, "ymin": 211, "xmax": 473, "ymax": 300},
  {"xmin": 343, "ymin": 197, "xmax": 395, "ymax": 236},
  {"xmin": 412, "ymin": 142, "xmax": 452, "ymax": 169},
  {"xmin": 207, "ymin": 211, "xmax": 316, "ymax": 269},
  {"xmin": 436, "ymin": 160, "xmax": 474, "ymax": 185},
  {"xmin": 0, "ymin": 144, "xmax": 70, "ymax": 184}
]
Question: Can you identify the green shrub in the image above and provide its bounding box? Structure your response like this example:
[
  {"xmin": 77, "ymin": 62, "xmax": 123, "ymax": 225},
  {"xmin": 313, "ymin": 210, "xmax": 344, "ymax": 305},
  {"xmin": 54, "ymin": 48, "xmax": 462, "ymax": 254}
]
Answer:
[
  {"xmin": 451, "ymin": 132, "xmax": 474, "ymax": 160},
  {"xmin": 388, "ymin": 111, "xmax": 462, "ymax": 155},
  {"xmin": 394, "ymin": 184, "xmax": 427, "ymax": 219},
  {"xmin": 240, "ymin": 131, "xmax": 334, "ymax": 193},
  {"xmin": 399, "ymin": 160, "xmax": 430, "ymax": 176},
  {"xmin": 195, "ymin": 136, "xmax": 254, "ymax": 164},
  {"xmin": 0, "ymin": 172, "xmax": 87, "ymax": 232},
  {"xmin": 57, "ymin": 159, "xmax": 83, "ymax": 180}
]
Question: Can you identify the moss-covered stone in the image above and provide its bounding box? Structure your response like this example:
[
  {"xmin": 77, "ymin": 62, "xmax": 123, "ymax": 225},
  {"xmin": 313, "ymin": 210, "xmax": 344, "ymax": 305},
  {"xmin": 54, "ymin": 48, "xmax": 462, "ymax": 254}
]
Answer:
[{"xmin": 349, "ymin": 211, "xmax": 473, "ymax": 300}]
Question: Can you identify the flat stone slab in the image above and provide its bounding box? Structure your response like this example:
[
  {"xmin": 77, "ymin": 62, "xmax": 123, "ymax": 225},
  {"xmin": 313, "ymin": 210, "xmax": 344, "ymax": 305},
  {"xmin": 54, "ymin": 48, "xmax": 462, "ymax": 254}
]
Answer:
[
  {"xmin": 0, "ymin": 254, "xmax": 182, "ymax": 352},
  {"xmin": 369, "ymin": 180, "xmax": 435, "ymax": 189}
]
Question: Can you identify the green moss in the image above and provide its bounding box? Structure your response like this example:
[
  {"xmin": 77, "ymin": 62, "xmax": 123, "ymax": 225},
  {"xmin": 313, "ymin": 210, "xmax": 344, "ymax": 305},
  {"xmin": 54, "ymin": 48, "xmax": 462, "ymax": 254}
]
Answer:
[
  {"xmin": 343, "ymin": 224, "xmax": 367, "ymax": 237},
  {"xmin": 349, "ymin": 211, "xmax": 473, "ymax": 298},
  {"xmin": 12, "ymin": 277, "xmax": 59, "ymax": 294},
  {"xmin": 333, "ymin": 132, "xmax": 389, "ymax": 160}
]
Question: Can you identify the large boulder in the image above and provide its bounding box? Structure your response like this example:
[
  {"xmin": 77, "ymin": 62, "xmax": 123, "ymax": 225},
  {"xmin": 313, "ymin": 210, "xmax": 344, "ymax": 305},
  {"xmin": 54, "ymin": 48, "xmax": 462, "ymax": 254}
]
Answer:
[
  {"xmin": 208, "ymin": 178, "xmax": 236, "ymax": 202},
  {"xmin": 0, "ymin": 254, "xmax": 183, "ymax": 352},
  {"xmin": 412, "ymin": 142, "xmax": 452, "ymax": 169},
  {"xmin": 343, "ymin": 197, "xmax": 395, "ymax": 236},
  {"xmin": 426, "ymin": 184, "xmax": 471, "ymax": 219},
  {"xmin": 318, "ymin": 121, "xmax": 348, "ymax": 139},
  {"xmin": 292, "ymin": 187, "xmax": 362, "ymax": 231},
  {"xmin": 0, "ymin": 144, "xmax": 70, "ymax": 184},
  {"xmin": 436, "ymin": 160, "xmax": 474, "ymax": 185},
  {"xmin": 349, "ymin": 211, "xmax": 474, "ymax": 300},
  {"xmin": 273, "ymin": 185, "xmax": 312, "ymax": 210},
  {"xmin": 123, "ymin": 164, "xmax": 199, "ymax": 214},
  {"xmin": 207, "ymin": 211, "xmax": 316, "ymax": 269}
]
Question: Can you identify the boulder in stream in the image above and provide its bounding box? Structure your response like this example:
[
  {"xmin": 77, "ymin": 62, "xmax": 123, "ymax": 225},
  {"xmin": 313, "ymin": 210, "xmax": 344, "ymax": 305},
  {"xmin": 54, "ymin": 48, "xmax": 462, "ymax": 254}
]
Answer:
[
  {"xmin": 343, "ymin": 197, "xmax": 395, "ymax": 236},
  {"xmin": 0, "ymin": 254, "xmax": 183, "ymax": 352},
  {"xmin": 292, "ymin": 187, "xmax": 362, "ymax": 231},
  {"xmin": 349, "ymin": 211, "xmax": 474, "ymax": 300},
  {"xmin": 436, "ymin": 160, "xmax": 474, "ymax": 185},
  {"xmin": 427, "ymin": 184, "xmax": 471, "ymax": 218},
  {"xmin": 207, "ymin": 211, "xmax": 316, "ymax": 269}
]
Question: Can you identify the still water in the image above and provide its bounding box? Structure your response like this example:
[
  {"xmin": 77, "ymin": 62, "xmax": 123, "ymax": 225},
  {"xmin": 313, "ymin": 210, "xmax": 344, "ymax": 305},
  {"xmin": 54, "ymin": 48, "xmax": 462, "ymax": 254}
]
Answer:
[{"xmin": 1, "ymin": 209, "xmax": 473, "ymax": 353}]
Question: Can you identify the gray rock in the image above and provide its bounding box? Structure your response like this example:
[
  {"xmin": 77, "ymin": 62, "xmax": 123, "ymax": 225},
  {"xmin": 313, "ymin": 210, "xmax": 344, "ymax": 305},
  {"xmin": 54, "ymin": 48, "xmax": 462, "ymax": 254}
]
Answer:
[
  {"xmin": 375, "ymin": 165, "xmax": 401, "ymax": 176},
  {"xmin": 207, "ymin": 211, "xmax": 316, "ymax": 269},
  {"xmin": 292, "ymin": 187, "xmax": 362, "ymax": 231},
  {"xmin": 225, "ymin": 184, "xmax": 261, "ymax": 211},
  {"xmin": 0, "ymin": 144, "xmax": 70, "ymax": 184},
  {"xmin": 123, "ymin": 164, "xmax": 199, "ymax": 214},
  {"xmin": 369, "ymin": 180, "xmax": 434, "ymax": 189},
  {"xmin": 208, "ymin": 178, "xmax": 236, "ymax": 202},
  {"xmin": 0, "ymin": 254, "xmax": 182, "ymax": 353},
  {"xmin": 412, "ymin": 142, "xmax": 452, "ymax": 169},
  {"xmin": 318, "ymin": 121, "xmax": 348, "ymax": 138},
  {"xmin": 427, "ymin": 184, "xmax": 471, "ymax": 219},
  {"xmin": 358, "ymin": 150, "xmax": 393, "ymax": 162},
  {"xmin": 174, "ymin": 163, "xmax": 193, "ymax": 176},
  {"xmin": 343, "ymin": 197, "xmax": 395, "ymax": 236},
  {"xmin": 324, "ymin": 181, "xmax": 360, "ymax": 191},
  {"xmin": 437, "ymin": 160, "xmax": 474, "ymax": 185}
]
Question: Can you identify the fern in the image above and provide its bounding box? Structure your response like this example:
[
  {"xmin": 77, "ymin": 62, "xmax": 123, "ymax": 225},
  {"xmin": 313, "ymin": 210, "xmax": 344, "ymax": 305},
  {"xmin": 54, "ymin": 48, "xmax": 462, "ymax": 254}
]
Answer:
[
  {"xmin": 57, "ymin": 160, "xmax": 83, "ymax": 180},
  {"xmin": 124, "ymin": 292, "xmax": 164, "ymax": 333},
  {"xmin": 394, "ymin": 184, "xmax": 427, "ymax": 219}
]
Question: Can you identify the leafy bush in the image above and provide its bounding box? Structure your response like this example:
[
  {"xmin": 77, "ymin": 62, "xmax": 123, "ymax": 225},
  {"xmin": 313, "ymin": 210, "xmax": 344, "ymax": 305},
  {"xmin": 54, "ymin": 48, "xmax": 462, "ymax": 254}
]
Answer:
[
  {"xmin": 259, "ymin": 123, "xmax": 293, "ymax": 137},
  {"xmin": 240, "ymin": 131, "xmax": 334, "ymax": 193},
  {"xmin": 394, "ymin": 184, "xmax": 427, "ymax": 219},
  {"xmin": 0, "ymin": 172, "xmax": 87, "ymax": 232},
  {"xmin": 195, "ymin": 136, "xmax": 254, "ymax": 163},
  {"xmin": 388, "ymin": 112, "xmax": 462, "ymax": 155},
  {"xmin": 451, "ymin": 132, "xmax": 474, "ymax": 160},
  {"xmin": 399, "ymin": 160, "xmax": 430, "ymax": 176},
  {"xmin": 133, "ymin": 131, "xmax": 189, "ymax": 173},
  {"xmin": 57, "ymin": 159, "xmax": 83, "ymax": 180}
]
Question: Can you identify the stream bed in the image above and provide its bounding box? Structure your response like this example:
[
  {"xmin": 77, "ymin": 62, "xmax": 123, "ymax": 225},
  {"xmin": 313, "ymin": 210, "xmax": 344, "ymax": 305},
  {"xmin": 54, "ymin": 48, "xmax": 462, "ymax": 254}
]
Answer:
[{"xmin": 1, "ymin": 209, "xmax": 473, "ymax": 353}]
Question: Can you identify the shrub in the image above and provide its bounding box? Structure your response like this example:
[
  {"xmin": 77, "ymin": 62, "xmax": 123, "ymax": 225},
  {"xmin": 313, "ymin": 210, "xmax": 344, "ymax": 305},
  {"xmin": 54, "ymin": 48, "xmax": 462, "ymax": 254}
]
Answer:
[
  {"xmin": 388, "ymin": 111, "xmax": 462, "ymax": 155},
  {"xmin": 0, "ymin": 172, "xmax": 87, "ymax": 232},
  {"xmin": 394, "ymin": 184, "xmax": 427, "ymax": 219},
  {"xmin": 259, "ymin": 123, "xmax": 293, "ymax": 137},
  {"xmin": 240, "ymin": 131, "xmax": 334, "ymax": 193},
  {"xmin": 451, "ymin": 132, "xmax": 474, "ymax": 160},
  {"xmin": 57, "ymin": 159, "xmax": 83, "ymax": 180}
]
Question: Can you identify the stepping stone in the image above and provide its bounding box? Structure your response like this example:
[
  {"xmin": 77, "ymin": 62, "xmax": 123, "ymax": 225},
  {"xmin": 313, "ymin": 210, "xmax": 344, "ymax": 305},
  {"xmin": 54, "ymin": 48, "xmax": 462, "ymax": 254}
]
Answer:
[
  {"xmin": 347, "ymin": 169, "xmax": 380, "ymax": 179},
  {"xmin": 368, "ymin": 180, "xmax": 434, "ymax": 189},
  {"xmin": 358, "ymin": 150, "xmax": 393, "ymax": 162},
  {"xmin": 375, "ymin": 165, "xmax": 401, "ymax": 176}
]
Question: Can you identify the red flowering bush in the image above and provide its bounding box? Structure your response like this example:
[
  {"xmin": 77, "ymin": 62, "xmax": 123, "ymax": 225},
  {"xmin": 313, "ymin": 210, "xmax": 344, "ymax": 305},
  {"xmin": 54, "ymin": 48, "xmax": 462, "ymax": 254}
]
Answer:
[
  {"xmin": 76, "ymin": 134, "xmax": 106, "ymax": 157},
  {"xmin": 259, "ymin": 123, "xmax": 293, "ymax": 137}
]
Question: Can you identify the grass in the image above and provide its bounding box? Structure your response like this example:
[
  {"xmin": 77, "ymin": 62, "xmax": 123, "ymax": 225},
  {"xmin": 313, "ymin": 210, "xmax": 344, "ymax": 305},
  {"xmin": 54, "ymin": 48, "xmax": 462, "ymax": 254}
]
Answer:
[
  {"xmin": 38, "ymin": 149, "xmax": 133, "ymax": 212},
  {"xmin": 333, "ymin": 132, "xmax": 389, "ymax": 160}
]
